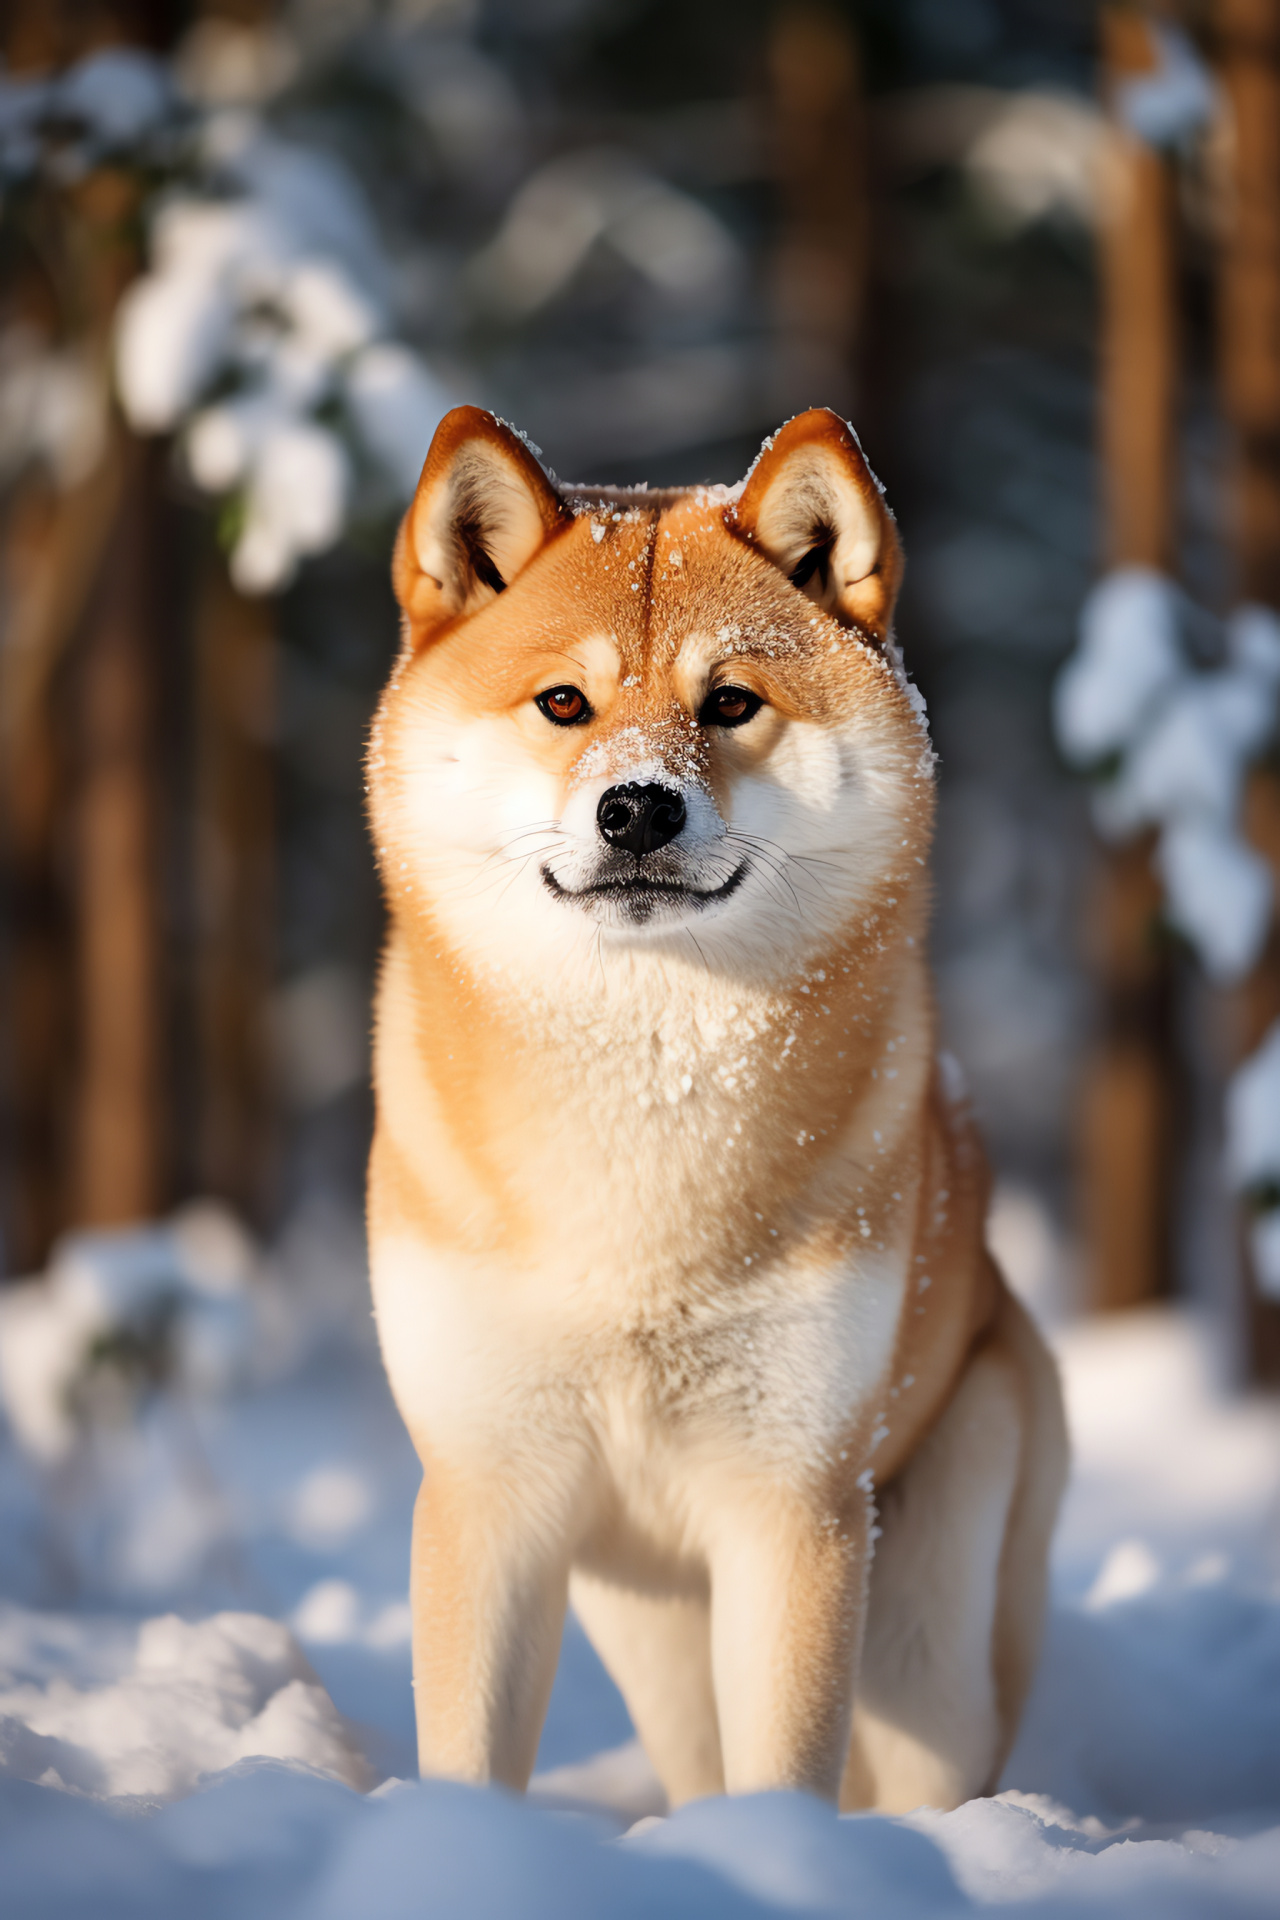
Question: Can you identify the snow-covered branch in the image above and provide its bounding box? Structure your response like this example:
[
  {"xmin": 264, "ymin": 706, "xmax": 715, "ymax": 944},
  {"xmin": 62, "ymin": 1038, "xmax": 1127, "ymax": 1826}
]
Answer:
[
  {"xmin": 1055, "ymin": 567, "xmax": 1280, "ymax": 1277},
  {"xmin": 0, "ymin": 48, "xmax": 453, "ymax": 592},
  {"xmin": 1055, "ymin": 569, "xmax": 1280, "ymax": 985}
]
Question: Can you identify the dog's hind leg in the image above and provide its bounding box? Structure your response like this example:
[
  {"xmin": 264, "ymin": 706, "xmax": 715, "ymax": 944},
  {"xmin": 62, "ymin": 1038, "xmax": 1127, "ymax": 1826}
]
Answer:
[
  {"xmin": 844, "ymin": 1285, "xmax": 1067, "ymax": 1813},
  {"xmin": 569, "ymin": 1571, "xmax": 724, "ymax": 1808},
  {"xmin": 986, "ymin": 1287, "xmax": 1070, "ymax": 1777}
]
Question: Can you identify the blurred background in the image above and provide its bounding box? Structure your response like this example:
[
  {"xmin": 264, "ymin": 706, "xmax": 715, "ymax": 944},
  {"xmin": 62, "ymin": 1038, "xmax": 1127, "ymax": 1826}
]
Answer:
[
  {"xmin": 3, "ymin": 0, "xmax": 1280, "ymax": 1470},
  {"xmin": 2, "ymin": 3, "xmax": 1280, "ymax": 1832}
]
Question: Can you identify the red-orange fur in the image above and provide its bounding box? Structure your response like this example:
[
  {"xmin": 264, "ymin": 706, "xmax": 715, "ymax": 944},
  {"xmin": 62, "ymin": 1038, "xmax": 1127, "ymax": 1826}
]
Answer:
[{"xmin": 366, "ymin": 406, "xmax": 1068, "ymax": 1809}]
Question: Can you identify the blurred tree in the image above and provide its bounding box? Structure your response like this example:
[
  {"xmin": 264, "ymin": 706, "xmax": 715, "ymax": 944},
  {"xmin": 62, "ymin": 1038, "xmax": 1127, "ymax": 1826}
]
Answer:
[
  {"xmin": 0, "ymin": 0, "xmax": 1193, "ymax": 1362},
  {"xmin": 189, "ymin": 530, "xmax": 278, "ymax": 1228},
  {"xmin": 768, "ymin": 1, "xmax": 866, "ymax": 416},
  {"xmin": 0, "ymin": 1, "xmax": 180, "ymax": 1266},
  {"xmin": 1080, "ymin": 1, "xmax": 1180, "ymax": 1312},
  {"xmin": 1054, "ymin": 1, "xmax": 1280, "ymax": 1370},
  {"xmin": 1217, "ymin": 0, "xmax": 1280, "ymax": 1377},
  {"xmin": 183, "ymin": 0, "xmax": 281, "ymax": 1231},
  {"xmin": 0, "ymin": 0, "xmax": 287, "ymax": 1267}
]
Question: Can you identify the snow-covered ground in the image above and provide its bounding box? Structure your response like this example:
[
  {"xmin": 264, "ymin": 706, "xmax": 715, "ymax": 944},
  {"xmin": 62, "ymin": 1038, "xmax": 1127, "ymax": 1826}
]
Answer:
[{"xmin": 1, "ymin": 1237, "xmax": 1278, "ymax": 1917}]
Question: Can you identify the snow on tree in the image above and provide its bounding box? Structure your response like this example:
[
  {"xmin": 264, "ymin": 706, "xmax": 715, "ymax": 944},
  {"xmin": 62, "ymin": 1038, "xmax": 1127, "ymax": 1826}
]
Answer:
[
  {"xmin": 1225, "ymin": 1020, "xmax": 1280, "ymax": 1301},
  {"xmin": 0, "ymin": 45, "xmax": 454, "ymax": 592},
  {"xmin": 1056, "ymin": 574, "xmax": 1280, "ymax": 983},
  {"xmin": 1055, "ymin": 574, "xmax": 1280, "ymax": 1291}
]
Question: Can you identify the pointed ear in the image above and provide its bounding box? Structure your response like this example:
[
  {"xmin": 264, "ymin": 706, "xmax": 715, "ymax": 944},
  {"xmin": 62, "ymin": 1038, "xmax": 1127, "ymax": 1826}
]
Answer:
[
  {"xmin": 392, "ymin": 406, "xmax": 569, "ymax": 635},
  {"xmin": 732, "ymin": 409, "xmax": 902, "ymax": 644}
]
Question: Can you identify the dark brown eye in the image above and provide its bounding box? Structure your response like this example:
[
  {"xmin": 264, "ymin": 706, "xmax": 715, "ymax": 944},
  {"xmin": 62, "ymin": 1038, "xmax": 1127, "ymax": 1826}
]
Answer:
[
  {"xmin": 700, "ymin": 685, "xmax": 763, "ymax": 729},
  {"xmin": 536, "ymin": 684, "xmax": 592, "ymax": 726}
]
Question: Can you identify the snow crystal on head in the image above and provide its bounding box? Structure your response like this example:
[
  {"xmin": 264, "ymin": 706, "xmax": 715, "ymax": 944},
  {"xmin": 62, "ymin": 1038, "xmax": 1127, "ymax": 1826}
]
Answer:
[
  {"xmin": 884, "ymin": 639, "xmax": 931, "ymax": 743},
  {"xmin": 731, "ymin": 408, "xmax": 887, "ymax": 503},
  {"xmin": 693, "ymin": 479, "xmax": 745, "ymax": 508},
  {"xmin": 572, "ymin": 721, "xmax": 705, "ymax": 795},
  {"xmin": 561, "ymin": 479, "xmax": 745, "ymax": 521},
  {"xmin": 493, "ymin": 414, "xmax": 555, "ymax": 479}
]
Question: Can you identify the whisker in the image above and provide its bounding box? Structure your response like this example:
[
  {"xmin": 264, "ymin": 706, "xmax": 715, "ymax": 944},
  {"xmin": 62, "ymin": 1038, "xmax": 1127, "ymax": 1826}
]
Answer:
[
  {"xmin": 422, "ymin": 838, "xmax": 564, "ymax": 907},
  {"xmin": 684, "ymin": 929, "xmax": 711, "ymax": 974},
  {"xmin": 727, "ymin": 829, "xmax": 854, "ymax": 875},
  {"xmin": 726, "ymin": 831, "xmax": 840, "ymax": 902},
  {"xmin": 498, "ymin": 821, "xmax": 562, "ymax": 848},
  {"xmin": 725, "ymin": 835, "xmax": 807, "ymax": 916}
]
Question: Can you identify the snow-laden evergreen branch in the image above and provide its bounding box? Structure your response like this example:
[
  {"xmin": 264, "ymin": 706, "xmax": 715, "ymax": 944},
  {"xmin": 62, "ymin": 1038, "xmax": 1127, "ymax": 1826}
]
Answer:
[
  {"xmin": 1054, "ymin": 568, "xmax": 1280, "ymax": 1295},
  {"xmin": 0, "ymin": 46, "xmax": 452, "ymax": 592}
]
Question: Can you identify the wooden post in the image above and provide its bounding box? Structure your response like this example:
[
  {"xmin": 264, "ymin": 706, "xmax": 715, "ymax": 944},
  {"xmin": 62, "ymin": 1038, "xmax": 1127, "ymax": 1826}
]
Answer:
[
  {"xmin": 1080, "ymin": 4, "xmax": 1182, "ymax": 1311},
  {"xmin": 768, "ymin": 1, "xmax": 867, "ymax": 414},
  {"xmin": 1215, "ymin": 0, "xmax": 1280, "ymax": 1378}
]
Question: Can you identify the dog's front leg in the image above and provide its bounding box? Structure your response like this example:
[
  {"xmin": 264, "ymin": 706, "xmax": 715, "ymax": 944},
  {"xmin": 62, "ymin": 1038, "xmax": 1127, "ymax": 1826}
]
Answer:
[
  {"xmin": 410, "ymin": 1455, "xmax": 574, "ymax": 1789},
  {"xmin": 709, "ymin": 1486, "xmax": 869, "ymax": 1800}
]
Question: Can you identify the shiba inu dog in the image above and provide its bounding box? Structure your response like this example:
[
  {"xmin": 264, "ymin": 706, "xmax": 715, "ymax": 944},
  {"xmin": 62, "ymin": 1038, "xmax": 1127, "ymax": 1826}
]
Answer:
[{"xmin": 366, "ymin": 405, "xmax": 1067, "ymax": 1813}]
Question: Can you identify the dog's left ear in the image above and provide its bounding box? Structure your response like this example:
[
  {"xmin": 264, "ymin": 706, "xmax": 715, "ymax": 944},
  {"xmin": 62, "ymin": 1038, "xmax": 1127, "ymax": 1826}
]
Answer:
[
  {"xmin": 732, "ymin": 409, "xmax": 902, "ymax": 644},
  {"xmin": 393, "ymin": 406, "xmax": 570, "ymax": 637}
]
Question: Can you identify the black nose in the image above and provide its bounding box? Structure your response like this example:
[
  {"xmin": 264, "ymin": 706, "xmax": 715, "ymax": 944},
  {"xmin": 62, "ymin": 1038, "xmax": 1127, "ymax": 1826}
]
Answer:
[{"xmin": 597, "ymin": 782, "xmax": 687, "ymax": 856}]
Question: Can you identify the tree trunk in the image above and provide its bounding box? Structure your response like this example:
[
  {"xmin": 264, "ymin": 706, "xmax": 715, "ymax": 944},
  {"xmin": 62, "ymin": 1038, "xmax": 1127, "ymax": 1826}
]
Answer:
[
  {"xmin": 768, "ymin": 1, "xmax": 867, "ymax": 417},
  {"xmin": 0, "ymin": 9, "xmax": 185, "ymax": 1270},
  {"xmin": 192, "ymin": 546, "xmax": 277, "ymax": 1225},
  {"xmin": 68, "ymin": 426, "xmax": 172, "ymax": 1227},
  {"xmin": 1216, "ymin": 0, "xmax": 1280, "ymax": 1380},
  {"xmin": 1080, "ymin": 5, "xmax": 1181, "ymax": 1312},
  {"xmin": 1079, "ymin": 835, "xmax": 1176, "ymax": 1310}
]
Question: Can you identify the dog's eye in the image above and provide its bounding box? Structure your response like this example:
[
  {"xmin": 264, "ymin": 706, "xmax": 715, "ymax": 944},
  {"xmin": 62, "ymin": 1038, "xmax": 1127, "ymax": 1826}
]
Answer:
[
  {"xmin": 700, "ymin": 685, "xmax": 763, "ymax": 729},
  {"xmin": 536, "ymin": 685, "xmax": 592, "ymax": 726}
]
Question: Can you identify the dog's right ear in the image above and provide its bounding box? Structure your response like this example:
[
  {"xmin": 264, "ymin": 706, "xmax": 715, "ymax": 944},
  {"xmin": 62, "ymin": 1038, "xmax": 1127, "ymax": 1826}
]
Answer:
[
  {"xmin": 732, "ymin": 409, "xmax": 901, "ymax": 646},
  {"xmin": 392, "ymin": 407, "xmax": 569, "ymax": 638}
]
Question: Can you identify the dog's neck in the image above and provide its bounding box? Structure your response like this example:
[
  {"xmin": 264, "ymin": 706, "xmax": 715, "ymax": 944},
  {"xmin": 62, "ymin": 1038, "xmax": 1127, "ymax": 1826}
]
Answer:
[
  {"xmin": 374, "ymin": 904, "xmax": 936, "ymax": 1296},
  {"xmin": 381, "ymin": 888, "xmax": 935, "ymax": 1169}
]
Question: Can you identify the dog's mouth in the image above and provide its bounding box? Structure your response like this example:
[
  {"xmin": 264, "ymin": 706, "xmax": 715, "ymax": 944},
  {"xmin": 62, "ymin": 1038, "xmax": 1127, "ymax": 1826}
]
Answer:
[{"xmin": 540, "ymin": 860, "xmax": 749, "ymax": 920}]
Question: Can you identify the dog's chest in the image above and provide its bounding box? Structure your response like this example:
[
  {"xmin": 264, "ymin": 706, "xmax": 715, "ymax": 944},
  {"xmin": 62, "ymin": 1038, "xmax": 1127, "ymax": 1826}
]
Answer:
[
  {"xmin": 575, "ymin": 1246, "xmax": 910, "ymax": 1577},
  {"xmin": 373, "ymin": 1218, "xmax": 907, "ymax": 1484},
  {"xmin": 591, "ymin": 1243, "xmax": 905, "ymax": 1464},
  {"xmin": 374, "ymin": 965, "xmax": 920, "ymax": 1477},
  {"xmin": 495, "ymin": 996, "xmax": 883, "ymax": 1269}
]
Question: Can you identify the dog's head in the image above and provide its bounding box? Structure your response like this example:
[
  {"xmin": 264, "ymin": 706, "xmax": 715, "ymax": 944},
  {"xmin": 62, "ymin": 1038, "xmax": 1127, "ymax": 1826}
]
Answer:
[{"xmin": 370, "ymin": 406, "xmax": 933, "ymax": 984}]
